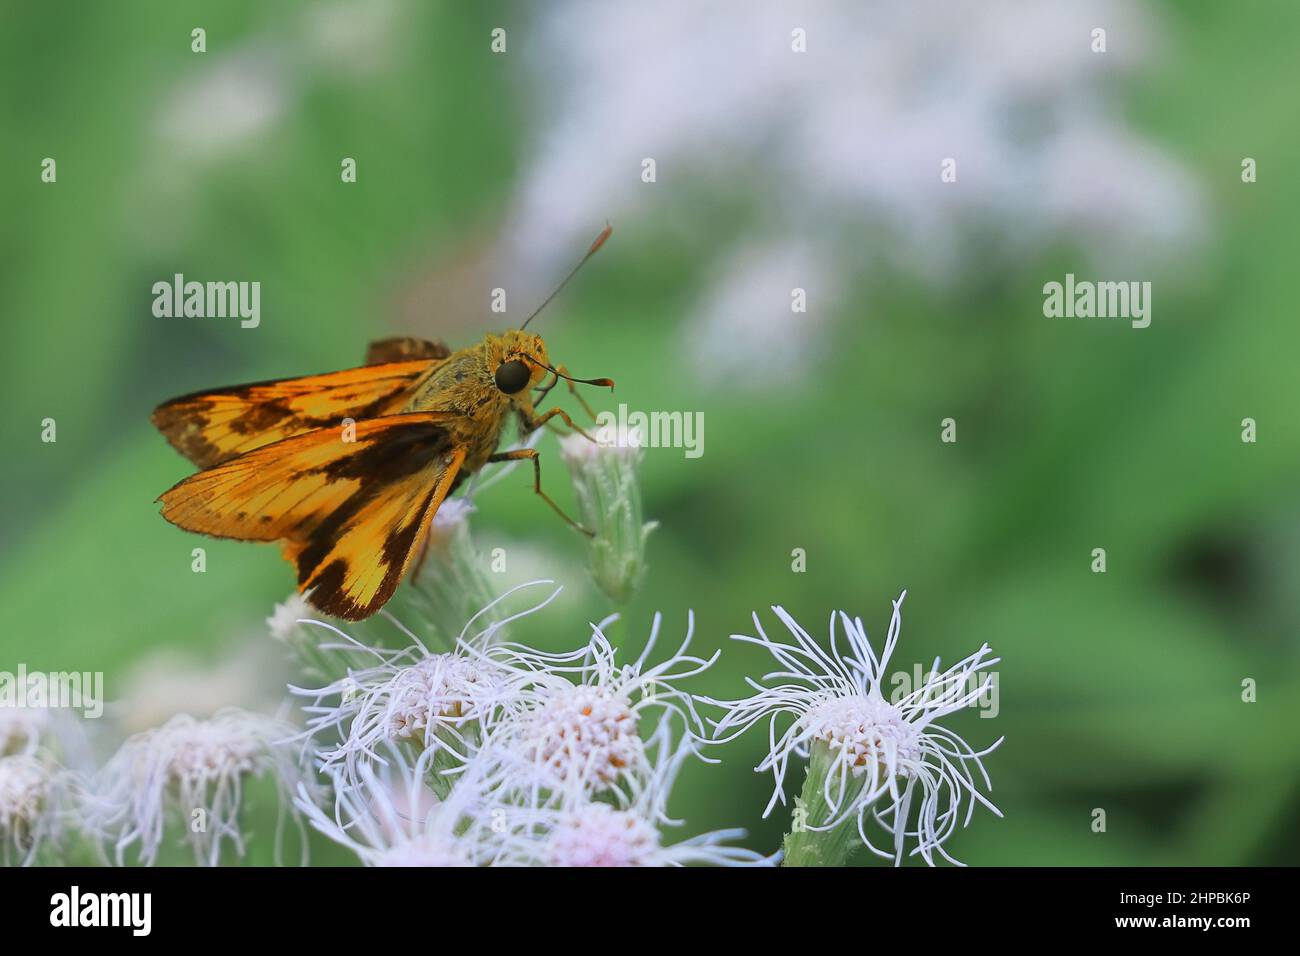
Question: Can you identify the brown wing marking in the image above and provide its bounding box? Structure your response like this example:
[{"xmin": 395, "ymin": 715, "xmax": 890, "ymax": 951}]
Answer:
[
  {"xmin": 287, "ymin": 443, "xmax": 465, "ymax": 621},
  {"xmin": 151, "ymin": 360, "xmax": 437, "ymax": 469},
  {"xmin": 158, "ymin": 413, "xmax": 464, "ymax": 619}
]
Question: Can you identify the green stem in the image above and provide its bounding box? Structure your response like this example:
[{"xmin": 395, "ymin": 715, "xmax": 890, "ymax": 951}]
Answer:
[
  {"xmin": 424, "ymin": 724, "xmax": 479, "ymax": 801},
  {"xmin": 782, "ymin": 741, "xmax": 867, "ymax": 867}
]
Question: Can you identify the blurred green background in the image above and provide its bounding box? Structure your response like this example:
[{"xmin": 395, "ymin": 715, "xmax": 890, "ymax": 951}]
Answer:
[{"xmin": 2, "ymin": 0, "xmax": 1298, "ymax": 865}]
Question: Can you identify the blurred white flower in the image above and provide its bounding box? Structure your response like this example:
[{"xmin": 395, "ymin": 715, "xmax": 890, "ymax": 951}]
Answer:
[
  {"xmin": 1, "ymin": 705, "xmax": 49, "ymax": 758},
  {"xmin": 706, "ymin": 592, "xmax": 1003, "ymax": 866},
  {"xmin": 155, "ymin": 50, "xmax": 290, "ymax": 160},
  {"xmin": 85, "ymin": 709, "xmax": 310, "ymax": 867},
  {"xmin": 478, "ymin": 608, "xmax": 714, "ymax": 804},
  {"xmin": 296, "ymin": 745, "xmax": 516, "ymax": 867},
  {"xmin": 559, "ymin": 422, "xmax": 644, "ymax": 459},
  {"xmin": 505, "ymin": 0, "xmax": 1204, "ymax": 387},
  {"xmin": 0, "ymin": 680, "xmax": 94, "ymax": 771},
  {"xmin": 153, "ymin": 1, "xmax": 402, "ymax": 161},
  {"xmin": 302, "ymin": 0, "xmax": 403, "ymax": 74},
  {"xmin": 0, "ymin": 754, "xmax": 66, "ymax": 866},
  {"xmin": 689, "ymin": 240, "xmax": 840, "ymax": 385},
  {"xmin": 114, "ymin": 640, "xmax": 287, "ymax": 735},
  {"xmin": 267, "ymin": 592, "xmax": 316, "ymax": 646},
  {"xmin": 137, "ymin": 0, "xmax": 406, "ymax": 248}
]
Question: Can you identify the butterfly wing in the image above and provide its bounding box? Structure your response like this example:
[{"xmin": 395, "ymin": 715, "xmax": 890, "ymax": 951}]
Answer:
[
  {"xmin": 151, "ymin": 359, "xmax": 438, "ymax": 469},
  {"xmin": 158, "ymin": 413, "xmax": 465, "ymax": 620},
  {"xmin": 364, "ymin": 336, "xmax": 451, "ymax": 364}
]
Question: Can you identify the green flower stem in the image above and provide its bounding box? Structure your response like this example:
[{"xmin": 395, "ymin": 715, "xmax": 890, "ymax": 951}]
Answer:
[
  {"xmin": 782, "ymin": 740, "xmax": 867, "ymax": 867},
  {"xmin": 425, "ymin": 730, "xmax": 474, "ymax": 801}
]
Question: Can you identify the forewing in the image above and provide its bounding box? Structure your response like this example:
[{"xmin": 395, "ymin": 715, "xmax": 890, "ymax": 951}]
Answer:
[
  {"xmin": 151, "ymin": 360, "xmax": 436, "ymax": 469},
  {"xmin": 158, "ymin": 413, "xmax": 464, "ymax": 620}
]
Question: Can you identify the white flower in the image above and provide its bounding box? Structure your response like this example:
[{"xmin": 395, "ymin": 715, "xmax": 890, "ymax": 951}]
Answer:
[
  {"xmin": 295, "ymin": 745, "xmax": 518, "ymax": 867},
  {"xmin": 504, "ymin": 0, "xmax": 1203, "ymax": 390},
  {"xmin": 503, "ymin": 681, "xmax": 645, "ymax": 793},
  {"xmin": 544, "ymin": 802, "xmax": 661, "ymax": 866},
  {"xmin": 0, "ymin": 676, "xmax": 94, "ymax": 769},
  {"xmin": 477, "ymin": 609, "xmax": 715, "ymax": 804},
  {"xmin": 0, "ymin": 754, "xmax": 65, "ymax": 866},
  {"xmin": 0, "ymin": 706, "xmax": 48, "ymax": 758},
  {"xmin": 300, "ymin": 649, "xmax": 509, "ymax": 794},
  {"xmin": 515, "ymin": 722, "xmax": 775, "ymax": 867},
  {"xmin": 292, "ymin": 582, "xmax": 556, "ymax": 795},
  {"xmin": 267, "ymin": 592, "xmax": 315, "ymax": 646},
  {"xmin": 429, "ymin": 496, "xmax": 475, "ymax": 530},
  {"xmin": 689, "ymin": 240, "xmax": 839, "ymax": 386},
  {"xmin": 707, "ymin": 591, "xmax": 1003, "ymax": 866},
  {"xmin": 84, "ymin": 709, "xmax": 310, "ymax": 866}
]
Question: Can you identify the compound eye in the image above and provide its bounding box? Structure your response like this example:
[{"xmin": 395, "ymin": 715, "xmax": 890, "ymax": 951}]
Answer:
[{"xmin": 494, "ymin": 359, "xmax": 531, "ymax": 394}]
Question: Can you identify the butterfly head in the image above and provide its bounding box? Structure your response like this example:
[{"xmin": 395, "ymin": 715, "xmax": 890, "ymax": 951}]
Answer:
[
  {"xmin": 488, "ymin": 330, "xmax": 615, "ymax": 400},
  {"xmin": 492, "ymin": 330, "xmax": 550, "ymax": 396}
]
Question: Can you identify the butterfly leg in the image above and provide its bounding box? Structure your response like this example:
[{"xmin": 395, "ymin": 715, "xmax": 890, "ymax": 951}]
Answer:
[
  {"xmin": 523, "ymin": 406, "xmax": 598, "ymax": 444},
  {"xmin": 488, "ymin": 448, "xmax": 594, "ymax": 537}
]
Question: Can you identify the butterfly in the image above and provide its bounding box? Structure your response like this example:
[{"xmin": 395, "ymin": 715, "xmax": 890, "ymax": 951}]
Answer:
[{"xmin": 152, "ymin": 227, "xmax": 614, "ymax": 621}]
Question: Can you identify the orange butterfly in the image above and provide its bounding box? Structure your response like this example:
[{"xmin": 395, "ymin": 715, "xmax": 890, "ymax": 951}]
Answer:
[{"xmin": 153, "ymin": 227, "xmax": 614, "ymax": 620}]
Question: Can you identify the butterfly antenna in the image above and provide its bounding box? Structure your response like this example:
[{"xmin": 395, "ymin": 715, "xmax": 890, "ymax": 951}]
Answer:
[
  {"xmin": 534, "ymin": 360, "xmax": 614, "ymax": 390},
  {"xmin": 518, "ymin": 351, "xmax": 613, "ymax": 390},
  {"xmin": 520, "ymin": 223, "xmax": 612, "ymax": 331}
]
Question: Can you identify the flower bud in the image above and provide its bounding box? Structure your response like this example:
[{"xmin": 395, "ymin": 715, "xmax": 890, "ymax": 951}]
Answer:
[{"xmin": 559, "ymin": 425, "xmax": 657, "ymax": 606}]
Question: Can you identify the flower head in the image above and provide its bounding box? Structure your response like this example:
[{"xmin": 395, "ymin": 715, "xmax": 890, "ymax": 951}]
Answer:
[
  {"xmin": 707, "ymin": 591, "xmax": 1002, "ymax": 866},
  {"xmin": 292, "ymin": 580, "xmax": 766, "ymax": 867},
  {"xmin": 300, "ymin": 646, "xmax": 510, "ymax": 796},
  {"xmin": 479, "ymin": 608, "xmax": 715, "ymax": 804},
  {"xmin": 291, "ymin": 583, "xmax": 554, "ymax": 797},
  {"xmin": 514, "ymin": 721, "xmax": 775, "ymax": 867},
  {"xmin": 84, "ymin": 708, "xmax": 311, "ymax": 866}
]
